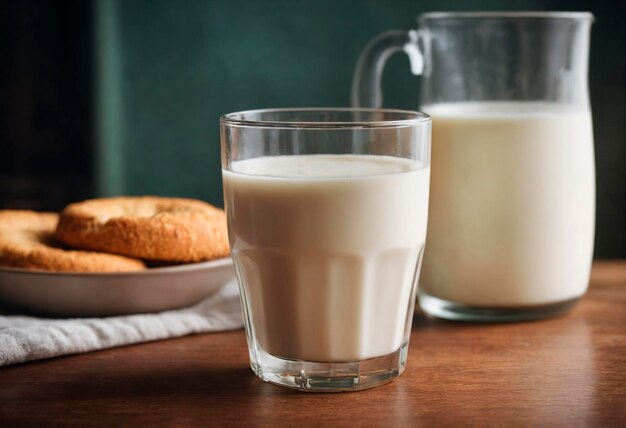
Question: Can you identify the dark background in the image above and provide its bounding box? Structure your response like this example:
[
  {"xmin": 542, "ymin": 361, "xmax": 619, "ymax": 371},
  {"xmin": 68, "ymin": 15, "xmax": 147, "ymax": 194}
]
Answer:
[{"xmin": 1, "ymin": 0, "xmax": 624, "ymax": 257}]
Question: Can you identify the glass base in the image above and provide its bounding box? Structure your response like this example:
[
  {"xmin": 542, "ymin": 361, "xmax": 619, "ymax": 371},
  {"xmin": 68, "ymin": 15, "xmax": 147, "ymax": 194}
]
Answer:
[
  {"xmin": 250, "ymin": 342, "xmax": 409, "ymax": 392},
  {"xmin": 418, "ymin": 292, "xmax": 581, "ymax": 322}
]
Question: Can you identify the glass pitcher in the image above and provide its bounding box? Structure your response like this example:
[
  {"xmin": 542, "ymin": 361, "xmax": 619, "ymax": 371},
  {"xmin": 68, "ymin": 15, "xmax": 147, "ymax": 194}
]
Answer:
[{"xmin": 353, "ymin": 12, "xmax": 595, "ymax": 321}]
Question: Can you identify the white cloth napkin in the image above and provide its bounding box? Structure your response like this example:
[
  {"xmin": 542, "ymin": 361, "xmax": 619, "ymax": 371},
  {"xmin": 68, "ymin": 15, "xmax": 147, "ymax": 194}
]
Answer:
[{"xmin": 0, "ymin": 280, "xmax": 243, "ymax": 366}]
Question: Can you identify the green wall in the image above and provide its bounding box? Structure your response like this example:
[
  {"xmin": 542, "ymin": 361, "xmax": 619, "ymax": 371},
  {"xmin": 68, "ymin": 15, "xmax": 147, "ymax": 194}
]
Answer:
[{"xmin": 95, "ymin": 0, "xmax": 625, "ymax": 257}]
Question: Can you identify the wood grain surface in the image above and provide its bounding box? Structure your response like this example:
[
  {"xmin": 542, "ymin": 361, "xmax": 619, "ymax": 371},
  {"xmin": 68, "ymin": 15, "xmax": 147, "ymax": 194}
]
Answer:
[{"xmin": 1, "ymin": 261, "xmax": 625, "ymax": 427}]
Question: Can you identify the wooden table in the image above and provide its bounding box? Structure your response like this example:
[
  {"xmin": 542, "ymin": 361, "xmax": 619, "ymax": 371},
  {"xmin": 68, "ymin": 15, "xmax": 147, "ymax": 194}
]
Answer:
[{"xmin": 1, "ymin": 261, "xmax": 625, "ymax": 427}]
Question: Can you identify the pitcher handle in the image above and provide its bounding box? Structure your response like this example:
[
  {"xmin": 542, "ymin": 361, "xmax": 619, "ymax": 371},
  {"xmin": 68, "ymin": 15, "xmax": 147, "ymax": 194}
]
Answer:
[{"xmin": 351, "ymin": 30, "xmax": 423, "ymax": 108}]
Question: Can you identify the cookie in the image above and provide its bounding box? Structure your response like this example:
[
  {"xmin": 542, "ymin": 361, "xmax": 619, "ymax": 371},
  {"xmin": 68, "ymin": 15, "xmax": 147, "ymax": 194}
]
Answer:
[
  {"xmin": 55, "ymin": 196, "xmax": 230, "ymax": 262},
  {"xmin": 0, "ymin": 210, "xmax": 146, "ymax": 272}
]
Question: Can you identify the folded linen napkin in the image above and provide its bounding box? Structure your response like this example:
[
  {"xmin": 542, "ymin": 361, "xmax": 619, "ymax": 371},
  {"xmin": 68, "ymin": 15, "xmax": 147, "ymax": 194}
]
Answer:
[{"xmin": 0, "ymin": 280, "xmax": 243, "ymax": 366}]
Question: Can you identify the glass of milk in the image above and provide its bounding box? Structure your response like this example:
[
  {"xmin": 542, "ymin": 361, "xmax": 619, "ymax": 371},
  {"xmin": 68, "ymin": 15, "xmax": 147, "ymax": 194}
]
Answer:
[
  {"xmin": 221, "ymin": 108, "xmax": 431, "ymax": 391},
  {"xmin": 353, "ymin": 12, "xmax": 595, "ymax": 321}
]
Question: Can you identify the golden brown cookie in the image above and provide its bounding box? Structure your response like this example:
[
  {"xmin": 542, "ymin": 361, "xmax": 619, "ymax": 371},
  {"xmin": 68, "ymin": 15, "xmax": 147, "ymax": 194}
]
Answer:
[
  {"xmin": 0, "ymin": 210, "xmax": 146, "ymax": 272},
  {"xmin": 55, "ymin": 196, "xmax": 230, "ymax": 262}
]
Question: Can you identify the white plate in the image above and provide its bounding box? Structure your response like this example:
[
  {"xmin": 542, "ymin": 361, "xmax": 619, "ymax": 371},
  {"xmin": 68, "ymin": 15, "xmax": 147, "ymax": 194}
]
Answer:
[{"xmin": 0, "ymin": 257, "xmax": 236, "ymax": 317}]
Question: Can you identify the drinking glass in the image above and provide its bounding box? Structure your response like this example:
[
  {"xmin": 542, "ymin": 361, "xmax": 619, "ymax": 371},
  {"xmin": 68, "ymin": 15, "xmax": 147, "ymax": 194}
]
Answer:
[
  {"xmin": 221, "ymin": 108, "xmax": 431, "ymax": 391},
  {"xmin": 353, "ymin": 12, "xmax": 595, "ymax": 322}
]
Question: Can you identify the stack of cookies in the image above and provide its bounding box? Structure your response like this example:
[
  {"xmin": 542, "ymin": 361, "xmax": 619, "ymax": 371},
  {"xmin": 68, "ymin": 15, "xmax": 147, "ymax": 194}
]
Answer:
[{"xmin": 0, "ymin": 197, "xmax": 231, "ymax": 272}]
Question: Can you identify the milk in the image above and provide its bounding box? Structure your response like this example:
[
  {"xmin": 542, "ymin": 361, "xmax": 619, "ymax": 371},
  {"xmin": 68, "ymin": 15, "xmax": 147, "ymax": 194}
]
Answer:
[
  {"xmin": 223, "ymin": 155, "xmax": 430, "ymax": 362},
  {"xmin": 421, "ymin": 102, "xmax": 595, "ymax": 307}
]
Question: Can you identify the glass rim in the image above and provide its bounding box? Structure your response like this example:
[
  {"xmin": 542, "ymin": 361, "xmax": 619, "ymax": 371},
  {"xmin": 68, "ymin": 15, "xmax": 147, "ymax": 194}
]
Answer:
[
  {"xmin": 221, "ymin": 108, "xmax": 431, "ymax": 129},
  {"xmin": 419, "ymin": 11, "xmax": 594, "ymax": 21}
]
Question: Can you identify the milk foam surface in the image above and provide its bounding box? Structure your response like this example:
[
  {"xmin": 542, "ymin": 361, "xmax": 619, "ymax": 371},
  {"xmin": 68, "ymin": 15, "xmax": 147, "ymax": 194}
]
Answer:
[
  {"xmin": 223, "ymin": 155, "xmax": 430, "ymax": 362},
  {"xmin": 421, "ymin": 102, "xmax": 595, "ymax": 306}
]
